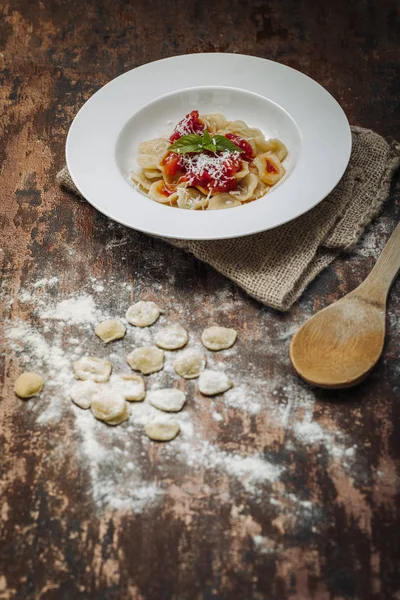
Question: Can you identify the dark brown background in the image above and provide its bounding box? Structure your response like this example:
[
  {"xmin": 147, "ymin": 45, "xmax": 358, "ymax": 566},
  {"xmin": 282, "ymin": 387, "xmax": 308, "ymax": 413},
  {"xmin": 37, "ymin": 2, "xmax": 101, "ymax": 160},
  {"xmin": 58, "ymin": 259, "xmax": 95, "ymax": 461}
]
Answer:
[{"xmin": 1, "ymin": 1, "xmax": 400, "ymax": 599}]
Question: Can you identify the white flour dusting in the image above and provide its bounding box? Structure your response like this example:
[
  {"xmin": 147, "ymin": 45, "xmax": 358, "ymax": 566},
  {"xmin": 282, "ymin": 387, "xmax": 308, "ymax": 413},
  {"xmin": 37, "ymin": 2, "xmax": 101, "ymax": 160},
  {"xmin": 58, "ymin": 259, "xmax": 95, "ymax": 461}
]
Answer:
[
  {"xmin": 223, "ymin": 385, "xmax": 262, "ymax": 415},
  {"xmin": 33, "ymin": 276, "xmax": 59, "ymax": 288},
  {"xmin": 3, "ymin": 277, "xmax": 363, "ymax": 515},
  {"xmin": 40, "ymin": 294, "xmax": 101, "ymax": 325}
]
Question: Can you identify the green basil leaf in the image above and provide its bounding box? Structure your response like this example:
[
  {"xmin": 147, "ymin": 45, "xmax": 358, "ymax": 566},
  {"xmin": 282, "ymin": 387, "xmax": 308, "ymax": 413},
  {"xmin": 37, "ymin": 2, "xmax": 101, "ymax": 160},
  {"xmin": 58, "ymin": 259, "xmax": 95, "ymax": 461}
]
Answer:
[
  {"xmin": 202, "ymin": 130, "xmax": 212, "ymax": 145},
  {"xmin": 212, "ymin": 135, "xmax": 244, "ymax": 153},
  {"xmin": 168, "ymin": 134, "xmax": 204, "ymax": 153},
  {"xmin": 172, "ymin": 144, "xmax": 204, "ymax": 153}
]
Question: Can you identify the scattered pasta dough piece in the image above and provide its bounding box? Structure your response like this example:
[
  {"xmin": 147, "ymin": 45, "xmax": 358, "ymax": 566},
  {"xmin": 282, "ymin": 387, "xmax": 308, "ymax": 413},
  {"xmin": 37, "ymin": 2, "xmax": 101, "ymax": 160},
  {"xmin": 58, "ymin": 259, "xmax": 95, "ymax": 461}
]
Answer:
[
  {"xmin": 14, "ymin": 372, "xmax": 44, "ymax": 399},
  {"xmin": 148, "ymin": 388, "xmax": 186, "ymax": 412},
  {"xmin": 198, "ymin": 370, "xmax": 232, "ymax": 396},
  {"xmin": 145, "ymin": 420, "xmax": 180, "ymax": 442},
  {"xmin": 126, "ymin": 347, "xmax": 164, "ymax": 375},
  {"xmin": 201, "ymin": 326, "xmax": 237, "ymax": 351},
  {"xmin": 116, "ymin": 374, "xmax": 145, "ymax": 401},
  {"xmin": 125, "ymin": 301, "xmax": 163, "ymax": 327},
  {"xmin": 154, "ymin": 324, "xmax": 188, "ymax": 350},
  {"xmin": 70, "ymin": 380, "xmax": 99, "ymax": 409},
  {"xmin": 95, "ymin": 319, "xmax": 126, "ymax": 343},
  {"xmin": 174, "ymin": 348, "xmax": 206, "ymax": 379},
  {"xmin": 73, "ymin": 356, "xmax": 112, "ymax": 383},
  {"xmin": 91, "ymin": 392, "xmax": 129, "ymax": 426}
]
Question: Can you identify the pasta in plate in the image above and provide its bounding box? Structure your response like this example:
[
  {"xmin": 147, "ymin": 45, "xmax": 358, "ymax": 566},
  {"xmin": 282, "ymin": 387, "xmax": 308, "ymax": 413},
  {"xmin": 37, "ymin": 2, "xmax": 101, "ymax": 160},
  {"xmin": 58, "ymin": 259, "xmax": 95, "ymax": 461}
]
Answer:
[{"xmin": 130, "ymin": 111, "xmax": 287, "ymax": 210}]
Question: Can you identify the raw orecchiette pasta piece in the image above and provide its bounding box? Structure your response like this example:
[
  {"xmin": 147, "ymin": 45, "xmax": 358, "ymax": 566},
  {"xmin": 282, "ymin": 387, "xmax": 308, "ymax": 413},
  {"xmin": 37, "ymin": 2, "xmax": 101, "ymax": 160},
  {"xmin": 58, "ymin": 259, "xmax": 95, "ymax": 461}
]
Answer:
[
  {"xmin": 148, "ymin": 388, "xmax": 187, "ymax": 412},
  {"xmin": 177, "ymin": 188, "xmax": 208, "ymax": 210},
  {"xmin": 230, "ymin": 173, "xmax": 259, "ymax": 202},
  {"xmin": 73, "ymin": 356, "xmax": 112, "ymax": 383},
  {"xmin": 116, "ymin": 374, "xmax": 145, "ymax": 401},
  {"xmin": 125, "ymin": 301, "xmax": 163, "ymax": 327},
  {"xmin": 14, "ymin": 372, "xmax": 44, "ymax": 399},
  {"xmin": 126, "ymin": 347, "xmax": 164, "ymax": 375},
  {"xmin": 95, "ymin": 319, "xmax": 126, "ymax": 343},
  {"xmin": 145, "ymin": 419, "xmax": 180, "ymax": 442},
  {"xmin": 253, "ymin": 153, "xmax": 286, "ymax": 186},
  {"xmin": 174, "ymin": 348, "xmax": 206, "ymax": 379},
  {"xmin": 154, "ymin": 324, "xmax": 188, "ymax": 350},
  {"xmin": 70, "ymin": 380, "xmax": 100, "ymax": 409},
  {"xmin": 198, "ymin": 370, "xmax": 232, "ymax": 396},
  {"xmin": 91, "ymin": 392, "xmax": 129, "ymax": 426},
  {"xmin": 254, "ymin": 138, "xmax": 288, "ymax": 161},
  {"xmin": 148, "ymin": 181, "xmax": 178, "ymax": 204},
  {"xmin": 201, "ymin": 326, "xmax": 238, "ymax": 351},
  {"xmin": 207, "ymin": 194, "xmax": 242, "ymax": 210}
]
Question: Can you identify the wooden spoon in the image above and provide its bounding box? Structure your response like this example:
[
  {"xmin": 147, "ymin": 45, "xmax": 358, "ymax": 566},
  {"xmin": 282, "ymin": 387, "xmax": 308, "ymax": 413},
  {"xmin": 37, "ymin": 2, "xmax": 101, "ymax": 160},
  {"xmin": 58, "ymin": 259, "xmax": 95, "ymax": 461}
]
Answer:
[{"xmin": 290, "ymin": 221, "xmax": 400, "ymax": 388}]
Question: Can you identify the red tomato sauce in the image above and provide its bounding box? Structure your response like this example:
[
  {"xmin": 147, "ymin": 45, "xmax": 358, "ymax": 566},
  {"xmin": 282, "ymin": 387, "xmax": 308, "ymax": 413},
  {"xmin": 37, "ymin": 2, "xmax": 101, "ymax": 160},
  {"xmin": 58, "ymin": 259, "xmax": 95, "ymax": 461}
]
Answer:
[
  {"xmin": 225, "ymin": 133, "xmax": 254, "ymax": 161},
  {"xmin": 169, "ymin": 110, "xmax": 205, "ymax": 143}
]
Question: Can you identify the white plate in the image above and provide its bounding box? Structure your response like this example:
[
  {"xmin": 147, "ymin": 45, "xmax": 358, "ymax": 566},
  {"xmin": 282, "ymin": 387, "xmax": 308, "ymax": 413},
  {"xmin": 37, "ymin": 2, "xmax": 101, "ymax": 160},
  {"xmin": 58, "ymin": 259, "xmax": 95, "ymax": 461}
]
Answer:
[{"xmin": 66, "ymin": 53, "xmax": 351, "ymax": 240}]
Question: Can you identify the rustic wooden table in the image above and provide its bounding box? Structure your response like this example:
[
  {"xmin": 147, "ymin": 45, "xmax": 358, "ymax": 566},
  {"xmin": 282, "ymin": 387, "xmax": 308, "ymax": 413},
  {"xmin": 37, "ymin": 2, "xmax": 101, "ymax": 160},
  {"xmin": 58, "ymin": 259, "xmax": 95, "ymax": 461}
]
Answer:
[{"xmin": 1, "ymin": 1, "xmax": 399, "ymax": 599}]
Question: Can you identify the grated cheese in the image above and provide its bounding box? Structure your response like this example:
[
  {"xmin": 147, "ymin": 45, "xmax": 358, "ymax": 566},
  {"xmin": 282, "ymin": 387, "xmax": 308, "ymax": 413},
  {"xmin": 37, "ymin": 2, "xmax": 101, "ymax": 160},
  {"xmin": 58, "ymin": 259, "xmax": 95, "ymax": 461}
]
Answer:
[
  {"xmin": 179, "ymin": 151, "xmax": 241, "ymax": 185},
  {"xmin": 174, "ymin": 113, "xmax": 194, "ymax": 137}
]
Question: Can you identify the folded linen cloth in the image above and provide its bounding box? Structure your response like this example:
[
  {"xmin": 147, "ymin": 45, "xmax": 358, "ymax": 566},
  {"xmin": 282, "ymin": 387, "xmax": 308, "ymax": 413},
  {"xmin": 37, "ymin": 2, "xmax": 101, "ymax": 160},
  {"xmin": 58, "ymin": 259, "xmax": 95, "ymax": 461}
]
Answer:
[{"xmin": 57, "ymin": 127, "xmax": 400, "ymax": 310}]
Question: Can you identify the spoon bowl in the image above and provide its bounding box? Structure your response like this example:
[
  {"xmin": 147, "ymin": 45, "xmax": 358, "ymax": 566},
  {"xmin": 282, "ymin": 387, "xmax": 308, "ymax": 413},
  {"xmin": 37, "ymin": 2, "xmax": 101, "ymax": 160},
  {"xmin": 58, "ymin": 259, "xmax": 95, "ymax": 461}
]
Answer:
[
  {"xmin": 290, "ymin": 294, "xmax": 385, "ymax": 388},
  {"xmin": 290, "ymin": 221, "xmax": 400, "ymax": 388}
]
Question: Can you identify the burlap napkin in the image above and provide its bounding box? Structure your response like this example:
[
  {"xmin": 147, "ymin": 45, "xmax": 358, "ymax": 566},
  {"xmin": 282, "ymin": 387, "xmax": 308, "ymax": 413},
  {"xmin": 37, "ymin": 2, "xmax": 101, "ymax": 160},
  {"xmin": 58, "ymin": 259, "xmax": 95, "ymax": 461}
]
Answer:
[{"xmin": 57, "ymin": 127, "xmax": 400, "ymax": 310}]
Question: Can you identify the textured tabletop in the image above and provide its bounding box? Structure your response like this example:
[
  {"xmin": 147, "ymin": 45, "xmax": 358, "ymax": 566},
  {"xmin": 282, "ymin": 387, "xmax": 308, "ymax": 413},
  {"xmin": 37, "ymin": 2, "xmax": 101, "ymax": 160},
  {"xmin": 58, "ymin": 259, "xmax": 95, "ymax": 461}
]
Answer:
[{"xmin": 1, "ymin": 1, "xmax": 399, "ymax": 599}]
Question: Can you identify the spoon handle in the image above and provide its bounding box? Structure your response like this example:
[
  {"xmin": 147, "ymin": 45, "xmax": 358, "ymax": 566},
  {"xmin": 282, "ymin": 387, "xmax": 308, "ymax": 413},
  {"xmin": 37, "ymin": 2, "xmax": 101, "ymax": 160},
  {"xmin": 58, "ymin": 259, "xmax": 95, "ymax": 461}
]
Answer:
[{"xmin": 358, "ymin": 221, "xmax": 400, "ymax": 304}]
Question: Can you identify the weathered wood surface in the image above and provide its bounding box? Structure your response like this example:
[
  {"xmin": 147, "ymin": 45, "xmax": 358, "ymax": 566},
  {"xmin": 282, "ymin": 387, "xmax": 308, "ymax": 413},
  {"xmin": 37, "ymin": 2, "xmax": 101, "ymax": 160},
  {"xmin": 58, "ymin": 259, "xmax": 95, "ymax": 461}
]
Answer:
[{"xmin": 1, "ymin": 1, "xmax": 399, "ymax": 599}]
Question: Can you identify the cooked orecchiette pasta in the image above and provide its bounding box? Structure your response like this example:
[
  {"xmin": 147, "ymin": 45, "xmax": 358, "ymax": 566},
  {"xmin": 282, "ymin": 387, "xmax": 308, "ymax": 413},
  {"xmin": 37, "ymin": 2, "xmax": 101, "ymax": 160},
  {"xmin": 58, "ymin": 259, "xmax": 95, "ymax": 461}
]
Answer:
[
  {"xmin": 208, "ymin": 194, "xmax": 242, "ymax": 210},
  {"xmin": 130, "ymin": 111, "xmax": 287, "ymax": 210},
  {"xmin": 253, "ymin": 152, "xmax": 286, "ymax": 186},
  {"xmin": 177, "ymin": 187, "xmax": 208, "ymax": 210}
]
